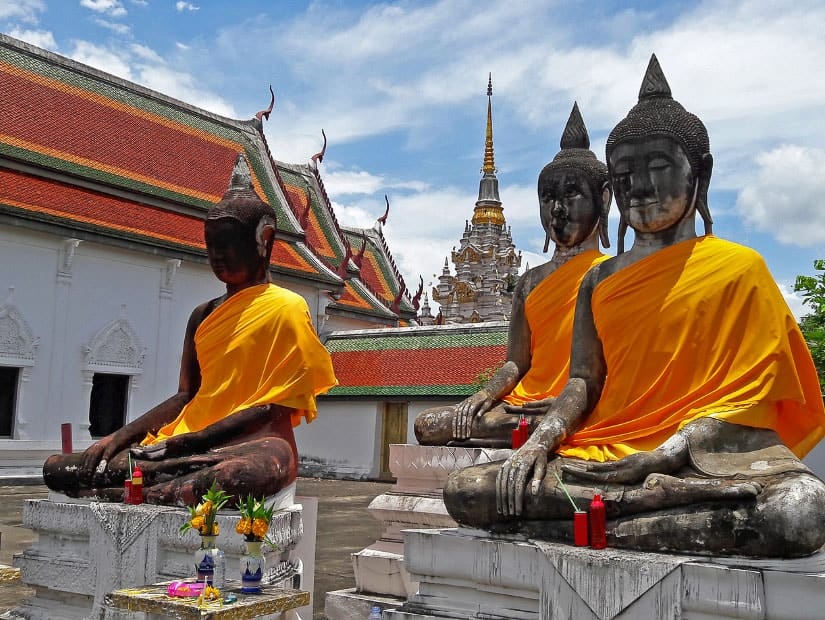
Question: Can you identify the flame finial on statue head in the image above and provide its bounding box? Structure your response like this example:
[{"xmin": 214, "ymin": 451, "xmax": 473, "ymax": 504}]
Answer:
[
  {"xmin": 208, "ymin": 155, "xmax": 276, "ymax": 241},
  {"xmin": 638, "ymin": 54, "xmax": 672, "ymax": 101},
  {"xmin": 559, "ymin": 101, "xmax": 590, "ymax": 150}
]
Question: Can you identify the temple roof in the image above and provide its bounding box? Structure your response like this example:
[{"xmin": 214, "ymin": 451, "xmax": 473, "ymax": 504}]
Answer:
[
  {"xmin": 323, "ymin": 322, "xmax": 508, "ymax": 398},
  {"xmin": 0, "ymin": 33, "xmax": 412, "ymax": 322}
]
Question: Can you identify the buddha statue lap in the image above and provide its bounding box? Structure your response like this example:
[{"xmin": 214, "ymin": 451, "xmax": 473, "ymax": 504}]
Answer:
[
  {"xmin": 43, "ymin": 156, "xmax": 337, "ymax": 506},
  {"xmin": 444, "ymin": 55, "xmax": 825, "ymax": 558},
  {"xmin": 414, "ymin": 103, "xmax": 612, "ymax": 447}
]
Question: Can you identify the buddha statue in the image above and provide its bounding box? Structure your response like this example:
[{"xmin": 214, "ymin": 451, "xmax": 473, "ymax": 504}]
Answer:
[
  {"xmin": 414, "ymin": 103, "xmax": 611, "ymax": 446},
  {"xmin": 43, "ymin": 155, "xmax": 337, "ymax": 506},
  {"xmin": 444, "ymin": 55, "xmax": 825, "ymax": 557}
]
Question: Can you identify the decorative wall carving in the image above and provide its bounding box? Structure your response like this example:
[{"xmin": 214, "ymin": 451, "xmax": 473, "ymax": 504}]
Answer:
[
  {"xmin": 84, "ymin": 305, "xmax": 145, "ymax": 373},
  {"xmin": 0, "ymin": 287, "xmax": 39, "ymax": 364}
]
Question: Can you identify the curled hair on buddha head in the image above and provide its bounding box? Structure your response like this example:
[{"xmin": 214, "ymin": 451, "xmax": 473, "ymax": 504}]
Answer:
[
  {"xmin": 208, "ymin": 154, "xmax": 277, "ymax": 257},
  {"xmin": 606, "ymin": 54, "xmax": 713, "ymax": 252},
  {"xmin": 538, "ymin": 102, "xmax": 611, "ymax": 252}
]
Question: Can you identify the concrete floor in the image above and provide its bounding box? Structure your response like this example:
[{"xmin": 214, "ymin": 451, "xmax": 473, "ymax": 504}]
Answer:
[{"xmin": 0, "ymin": 477, "xmax": 393, "ymax": 619}]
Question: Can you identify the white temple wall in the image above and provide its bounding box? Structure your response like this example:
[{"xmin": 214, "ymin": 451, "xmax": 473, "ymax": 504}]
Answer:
[{"xmin": 296, "ymin": 401, "xmax": 382, "ymax": 479}]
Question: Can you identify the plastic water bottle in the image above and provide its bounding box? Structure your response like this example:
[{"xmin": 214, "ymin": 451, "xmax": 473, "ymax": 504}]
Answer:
[
  {"xmin": 368, "ymin": 605, "xmax": 382, "ymax": 619},
  {"xmin": 213, "ymin": 548, "xmax": 226, "ymax": 590}
]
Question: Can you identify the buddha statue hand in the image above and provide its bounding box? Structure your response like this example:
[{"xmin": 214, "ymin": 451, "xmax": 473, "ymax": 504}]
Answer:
[
  {"xmin": 497, "ymin": 437, "xmax": 550, "ymax": 517},
  {"xmin": 453, "ymin": 389, "xmax": 494, "ymax": 440},
  {"xmin": 80, "ymin": 433, "xmax": 129, "ymax": 481},
  {"xmin": 502, "ymin": 397, "xmax": 556, "ymax": 416},
  {"xmin": 562, "ymin": 432, "xmax": 690, "ymax": 484},
  {"xmin": 130, "ymin": 435, "xmax": 190, "ymax": 461}
]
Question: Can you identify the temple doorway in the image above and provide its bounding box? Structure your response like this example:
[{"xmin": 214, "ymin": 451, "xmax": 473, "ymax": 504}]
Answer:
[
  {"xmin": 0, "ymin": 366, "xmax": 18, "ymax": 437},
  {"xmin": 88, "ymin": 373, "xmax": 129, "ymax": 438},
  {"xmin": 379, "ymin": 402, "xmax": 408, "ymax": 480}
]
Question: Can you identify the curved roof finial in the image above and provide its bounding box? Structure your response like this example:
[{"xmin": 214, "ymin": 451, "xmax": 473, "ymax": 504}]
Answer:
[
  {"xmin": 311, "ymin": 129, "xmax": 327, "ymax": 164},
  {"xmin": 482, "ymin": 73, "xmax": 496, "ymax": 174},
  {"xmin": 377, "ymin": 195, "xmax": 390, "ymax": 226},
  {"xmin": 638, "ymin": 54, "xmax": 672, "ymax": 101},
  {"xmin": 559, "ymin": 101, "xmax": 590, "ymax": 150},
  {"xmin": 255, "ymin": 85, "xmax": 275, "ymax": 121}
]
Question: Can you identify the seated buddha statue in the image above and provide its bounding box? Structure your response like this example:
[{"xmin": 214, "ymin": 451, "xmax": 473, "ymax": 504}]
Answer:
[
  {"xmin": 414, "ymin": 103, "xmax": 611, "ymax": 446},
  {"xmin": 444, "ymin": 55, "xmax": 825, "ymax": 557},
  {"xmin": 43, "ymin": 155, "xmax": 337, "ymax": 506}
]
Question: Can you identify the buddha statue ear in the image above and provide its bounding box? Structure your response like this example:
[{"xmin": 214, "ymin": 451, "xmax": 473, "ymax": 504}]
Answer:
[
  {"xmin": 255, "ymin": 217, "xmax": 276, "ymax": 258},
  {"xmin": 599, "ymin": 181, "xmax": 612, "ymax": 249},
  {"xmin": 695, "ymin": 152, "xmax": 714, "ymax": 235},
  {"xmin": 617, "ymin": 214, "xmax": 628, "ymax": 254}
]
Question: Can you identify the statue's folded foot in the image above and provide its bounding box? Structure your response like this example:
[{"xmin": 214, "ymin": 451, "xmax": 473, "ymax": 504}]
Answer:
[{"xmin": 645, "ymin": 473, "xmax": 761, "ymax": 502}]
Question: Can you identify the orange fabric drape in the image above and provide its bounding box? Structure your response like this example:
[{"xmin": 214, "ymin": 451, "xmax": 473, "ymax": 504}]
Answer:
[
  {"xmin": 558, "ymin": 236, "xmax": 825, "ymax": 461},
  {"xmin": 142, "ymin": 283, "xmax": 337, "ymax": 445},
  {"xmin": 503, "ymin": 250, "xmax": 607, "ymax": 406}
]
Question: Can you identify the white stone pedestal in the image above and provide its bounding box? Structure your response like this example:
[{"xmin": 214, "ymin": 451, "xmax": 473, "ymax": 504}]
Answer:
[
  {"xmin": 385, "ymin": 528, "xmax": 825, "ymax": 620},
  {"xmin": 325, "ymin": 444, "xmax": 511, "ymax": 619},
  {"xmin": 3, "ymin": 496, "xmax": 306, "ymax": 620}
]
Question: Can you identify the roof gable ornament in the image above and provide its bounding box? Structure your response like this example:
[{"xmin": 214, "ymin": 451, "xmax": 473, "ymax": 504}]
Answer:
[
  {"xmin": 255, "ymin": 85, "xmax": 275, "ymax": 121},
  {"xmin": 376, "ymin": 195, "xmax": 390, "ymax": 227},
  {"xmin": 311, "ymin": 129, "xmax": 327, "ymax": 166}
]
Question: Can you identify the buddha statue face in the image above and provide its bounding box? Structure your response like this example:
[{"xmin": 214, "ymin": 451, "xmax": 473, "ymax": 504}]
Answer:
[
  {"xmin": 609, "ymin": 135, "xmax": 696, "ymax": 235},
  {"xmin": 205, "ymin": 218, "xmax": 265, "ymax": 286},
  {"xmin": 538, "ymin": 169, "xmax": 600, "ymax": 248}
]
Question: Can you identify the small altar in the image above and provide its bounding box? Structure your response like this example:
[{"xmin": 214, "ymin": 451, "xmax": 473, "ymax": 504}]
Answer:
[
  {"xmin": 3, "ymin": 494, "xmax": 309, "ymax": 620},
  {"xmin": 104, "ymin": 581, "xmax": 308, "ymax": 619}
]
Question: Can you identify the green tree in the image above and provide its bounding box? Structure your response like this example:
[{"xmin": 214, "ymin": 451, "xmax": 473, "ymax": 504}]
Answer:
[{"xmin": 794, "ymin": 259, "xmax": 825, "ymax": 391}]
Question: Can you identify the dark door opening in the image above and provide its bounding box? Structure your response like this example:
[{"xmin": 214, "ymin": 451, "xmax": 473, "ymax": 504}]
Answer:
[
  {"xmin": 89, "ymin": 373, "xmax": 129, "ymax": 438},
  {"xmin": 0, "ymin": 366, "xmax": 19, "ymax": 437}
]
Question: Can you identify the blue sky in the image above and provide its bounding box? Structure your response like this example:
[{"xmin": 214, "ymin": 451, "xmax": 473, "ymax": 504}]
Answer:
[{"xmin": 2, "ymin": 0, "xmax": 823, "ymax": 318}]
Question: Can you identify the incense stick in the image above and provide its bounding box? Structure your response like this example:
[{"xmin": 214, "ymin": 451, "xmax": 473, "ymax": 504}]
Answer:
[{"xmin": 553, "ymin": 471, "xmax": 580, "ymax": 512}]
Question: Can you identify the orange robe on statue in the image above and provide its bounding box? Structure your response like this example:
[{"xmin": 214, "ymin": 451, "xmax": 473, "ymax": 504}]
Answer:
[
  {"xmin": 503, "ymin": 250, "xmax": 608, "ymax": 406},
  {"xmin": 558, "ymin": 236, "xmax": 825, "ymax": 462},
  {"xmin": 142, "ymin": 283, "xmax": 337, "ymax": 446}
]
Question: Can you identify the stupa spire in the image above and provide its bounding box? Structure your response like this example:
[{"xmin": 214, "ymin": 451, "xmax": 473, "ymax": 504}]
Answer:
[{"xmin": 482, "ymin": 73, "xmax": 496, "ymax": 174}]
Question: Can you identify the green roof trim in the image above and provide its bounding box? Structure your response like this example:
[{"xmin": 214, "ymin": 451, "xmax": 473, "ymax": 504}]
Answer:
[
  {"xmin": 326, "ymin": 330, "xmax": 508, "ymax": 352},
  {"xmin": 325, "ymin": 385, "xmax": 476, "ymax": 397}
]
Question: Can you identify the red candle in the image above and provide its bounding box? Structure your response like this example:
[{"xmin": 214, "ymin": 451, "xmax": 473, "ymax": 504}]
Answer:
[
  {"xmin": 60, "ymin": 423, "xmax": 72, "ymax": 454},
  {"xmin": 130, "ymin": 465, "xmax": 144, "ymax": 505},
  {"xmin": 511, "ymin": 416, "xmax": 530, "ymax": 449},
  {"xmin": 573, "ymin": 510, "xmax": 588, "ymax": 546},
  {"xmin": 589, "ymin": 494, "xmax": 607, "ymax": 549}
]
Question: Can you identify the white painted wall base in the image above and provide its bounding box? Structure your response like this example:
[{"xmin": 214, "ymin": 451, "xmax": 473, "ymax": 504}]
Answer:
[
  {"xmin": 5, "ymin": 497, "xmax": 306, "ymax": 620},
  {"xmin": 386, "ymin": 528, "xmax": 825, "ymax": 620}
]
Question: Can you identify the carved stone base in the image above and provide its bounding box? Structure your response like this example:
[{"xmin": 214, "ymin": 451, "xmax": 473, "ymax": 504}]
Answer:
[
  {"xmin": 386, "ymin": 528, "xmax": 825, "ymax": 620},
  {"xmin": 4, "ymin": 496, "xmax": 304, "ymax": 620}
]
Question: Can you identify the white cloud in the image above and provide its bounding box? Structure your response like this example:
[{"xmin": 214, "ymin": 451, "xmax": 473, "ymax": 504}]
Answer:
[
  {"xmin": 0, "ymin": 0, "xmax": 44, "ymax": 24},
  {"xmin": 130, "ymin": 0, "xmax": 148, "ymax": 6},
  {"xmin": 322, "ymin": 170, "xmax": 384, "ymax": 196},
  {"xmin": 80, "ymin": 0, "xmax": 126, "ymax": 17},
  {"xmin": 736, "ymin": 145, "xmax": 825, "ymax": 247},
  {"xmin": 175, "ymin": 41, "xmax": 190, "ymax": 50},
  {"xmin": 778, "ymin": 282, "xmax": 806, "ymax": 321},
  {"xmin": 5, "ymin": 27, "xmax": 56, "ymax": 50},
  {"xmin": 175, "ymin": 1, "xmax": 198, "ymax": 11},
  {"xmin": 93, "ymin": 18, "xmax": 130, "ymax": 35},
  {"xmin": 68, "ymin": 40, "xmax": 134, "ymax": 80}
]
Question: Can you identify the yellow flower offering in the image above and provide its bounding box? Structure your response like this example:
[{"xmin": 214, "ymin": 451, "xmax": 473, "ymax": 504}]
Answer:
[{"xmin": 179, "ymin": 481, "xmax": 231, "ymax": 538}]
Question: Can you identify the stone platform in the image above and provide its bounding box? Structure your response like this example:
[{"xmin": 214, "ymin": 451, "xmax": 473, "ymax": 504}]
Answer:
[
  {"xmin": 325, "ymin": 444, "xmax": 511, "ymax": 619},
  {"xmin": 3, "ymin": 495, "xmax": 306, "ymax": 620},
  {"xmin": 385, "ymin": 528, "xmax": 825, "ymax": 620}
]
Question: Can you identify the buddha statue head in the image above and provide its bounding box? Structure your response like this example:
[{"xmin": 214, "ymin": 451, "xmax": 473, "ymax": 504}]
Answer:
[
  {"xmin": 606, "ymin": 54, "xmax": 713, "ymax": 252},
  {"xmin": 206, "ymin": 155, "xmax": 277, "ymax": 285},
  {"xmin": 538, "ymin": 102, "xmax": 611, "ymax": 253}
]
